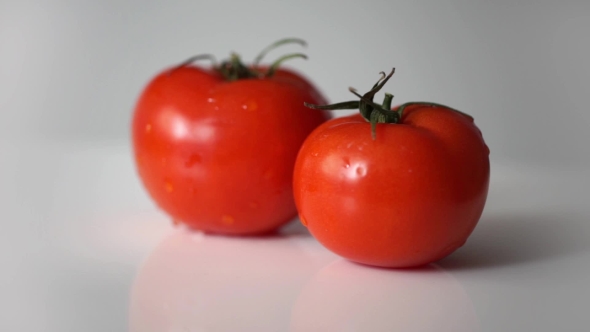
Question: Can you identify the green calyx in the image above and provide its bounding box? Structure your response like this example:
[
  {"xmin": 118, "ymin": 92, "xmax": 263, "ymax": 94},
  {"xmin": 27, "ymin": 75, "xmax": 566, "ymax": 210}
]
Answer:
[
  {"xmin": 304, "ymin": 68, "xmax": 400, "ymax": 139},
  {"xmin": 304, "ymin": 68, "xmax": 472, "ymax": 139},
  {"xmin": 172, "ymin": 38, "xmax": 308, "ymax": 81}
]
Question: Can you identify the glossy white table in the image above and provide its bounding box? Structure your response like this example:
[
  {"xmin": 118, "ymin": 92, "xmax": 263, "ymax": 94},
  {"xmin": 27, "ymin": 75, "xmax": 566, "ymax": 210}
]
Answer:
[{"xmin": 2, "ymin": 141, "xmax": 588, "ymax": 331}]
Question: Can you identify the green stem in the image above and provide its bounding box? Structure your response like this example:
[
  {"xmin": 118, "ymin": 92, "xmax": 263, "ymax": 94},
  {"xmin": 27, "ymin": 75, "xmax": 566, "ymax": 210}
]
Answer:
[
  {"xmin": 218, "ymin": 53, "xmax": 258, "ymax": 81},
  {"xmin": 265, "ymin": 53, "xmax": 307, "ymax": 77},
  {"xmin": 372, "ymin": 71, "xmax": 387, "ymax": 89},
  {"xmin": 304, "ymin": 68, "xmax": 399, "ymax": 140},
  {"xmin": 176, "ymin": 38, "xmax": 310, "ymax": 81},
  {"xmin": 303, "ymin": 67, "xmax": 475, "ymax": 140},
  {"xmin": 365, "ymin": 68, "xmax": 395, "ymax": 100},
  {"xmin": 171, "ymin": 54, "xmax": 218, "ymax": 73},
  {"xmin": 348, "ymin": 88, "xmax": 373, "ymax": 120},
  {"xmin": 253, "ymin": 38, "xmax": 307, "ymax": 66},
  {"xmin": 382, "ymin": 93, "xmax": 393, "ymax": 110},
  {"xmin": 355, "ymin": 94, "xmax": 400, "ymax": 124},
  {"xmin": 304, "ymin": 101, "xmax": 360, "ymax": 110},
  {"xmin": 369, "ymin": 111, "xmax": 382, "ymax": 140}
]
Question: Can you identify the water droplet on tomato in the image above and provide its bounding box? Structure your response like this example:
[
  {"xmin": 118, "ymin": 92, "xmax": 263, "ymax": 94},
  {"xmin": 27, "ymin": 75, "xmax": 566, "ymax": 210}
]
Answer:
[
  {"xmin": 356, "ymin": 166, "xmax": 367, "ymax": 177},
  {"xmin": 184, "ymin": 153, "xmax": 202, "ymax": 168},
  {"xmin": 207, "ymin": 97, "xmax": 216, "ymax": 103},
  {"xmin": 241, "ymin": 100, "xmax": 258, "ymax": 111},
  {"xmin": 145, "ymin": 124, "xmax": 152, "ymax": 133},
  {"xmin": 221, "ymin": 215, "xmax": 234, "ymax": 225},
  {"xmin": 164, "ymin": 178, "xmax": 174, "ymax": 193},
  {"xmin": 343, "ymin": 157, "xmax": 350, "ymax": 168}
]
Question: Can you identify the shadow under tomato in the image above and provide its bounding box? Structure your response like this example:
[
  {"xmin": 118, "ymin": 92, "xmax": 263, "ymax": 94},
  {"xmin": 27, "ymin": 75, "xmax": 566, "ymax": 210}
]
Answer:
[
  {"xmin": 182, "ymin": 217, "xmax": 311, "ymax": 239},
  {"xmin": 438, "ymin": 211, "xmax": 588, "ymax": 270},
  {"xmin": 277, "ymin": 218, "xmax": 312, "ymax": 237}
]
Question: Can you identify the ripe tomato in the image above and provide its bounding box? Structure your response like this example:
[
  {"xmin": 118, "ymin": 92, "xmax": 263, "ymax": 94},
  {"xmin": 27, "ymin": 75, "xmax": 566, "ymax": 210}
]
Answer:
[
  {"xmin": 294, "ymin": 69, "xmax": 490, "ymax": 267},
  {"xmin": 132, "ymin": 39, "xmax": 330, "ymax": 235}
]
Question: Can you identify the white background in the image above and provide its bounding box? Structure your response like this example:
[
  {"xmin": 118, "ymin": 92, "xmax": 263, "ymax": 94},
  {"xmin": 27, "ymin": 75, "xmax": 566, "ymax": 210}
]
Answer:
[
  {"xmin": 2, "ymin": 0, "xmax": 590, "ymax": 167},
  {"xmin": 1, "ymin": 1, "xmax": 589, "ymax": 331}
]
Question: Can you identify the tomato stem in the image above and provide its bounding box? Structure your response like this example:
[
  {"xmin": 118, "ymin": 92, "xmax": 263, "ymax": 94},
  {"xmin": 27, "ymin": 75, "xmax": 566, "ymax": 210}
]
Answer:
[
  {"xmin": 253, "ymin": 38, "xmax": 307, "ymax": 66},
  {"xmin": 382, "ymin": 93, "xmax": 393, "ymax": 110},
  {"xmin": 304, "ymin": 100, "xmax": 360, "ymax": 110},
  {"xmin": 170, "ymin": 38, "xmax": 309, "ymax": 81},
  {"xmin": 218, "ymin": 53, "xmax": 257, "ymax": 81},
  {"xmin": 171, "ymin": 54, "xmax": 218, "ymax": 74},
  {"xmin": 220, "ymin": 39, "xmax": 308, "ymax": 80},
  {"xmin": 304, "ymin": 68, "xmax": 474, "ymax": 139},
  {"xmin": 305, "ymin": 68, "xmax": 400, "ymax": 139},
  {"xmin": 265, "ymin": 53, "xmax": 307, "ymax": 77}
]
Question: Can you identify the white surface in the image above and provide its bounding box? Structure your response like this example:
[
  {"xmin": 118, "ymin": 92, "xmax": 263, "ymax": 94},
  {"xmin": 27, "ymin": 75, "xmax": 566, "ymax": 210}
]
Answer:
[{"xmin": 1, "ymin": 141, "xmax": 588, "ymax": 331}]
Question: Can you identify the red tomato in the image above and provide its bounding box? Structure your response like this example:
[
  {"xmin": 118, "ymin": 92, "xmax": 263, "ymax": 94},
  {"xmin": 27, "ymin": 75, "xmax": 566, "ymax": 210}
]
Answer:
[
  {"xmin": 294, "ymin": 69, "xmax": 489, "ymax": 268},
  {"xmin": 132, "ymin": 41, "xmax": 330, "ymax": 235}
]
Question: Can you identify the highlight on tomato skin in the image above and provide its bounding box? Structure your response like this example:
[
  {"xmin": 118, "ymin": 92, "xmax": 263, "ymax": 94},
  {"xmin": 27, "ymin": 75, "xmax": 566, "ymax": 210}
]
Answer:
[
  {"xmin": 131, "ymin": 38, "xmax": 331, "ymax": 235},
  {"xmin": 294, "ymin": 68, "xmax": 490, "ymax": 268}
]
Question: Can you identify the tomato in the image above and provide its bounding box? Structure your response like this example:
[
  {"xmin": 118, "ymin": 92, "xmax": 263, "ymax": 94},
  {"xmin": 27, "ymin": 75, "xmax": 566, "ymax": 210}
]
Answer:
[
  {"xmin": 132, "ymin": 39, "xmax": 330, "ymax": 235},
  {"xmin": 294, "ymin": 69, "xmax": 490, "ymax": 268}
]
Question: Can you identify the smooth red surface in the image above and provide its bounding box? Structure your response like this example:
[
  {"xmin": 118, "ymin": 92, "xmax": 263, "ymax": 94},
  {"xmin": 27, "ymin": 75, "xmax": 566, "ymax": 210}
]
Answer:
[
  {"xmin": 293, "ymin": 104, "xmax": 490, "ymax": 267},
  {"xmin": 132, "ymin": 66, "xmax": 329, "ymax": 235}
]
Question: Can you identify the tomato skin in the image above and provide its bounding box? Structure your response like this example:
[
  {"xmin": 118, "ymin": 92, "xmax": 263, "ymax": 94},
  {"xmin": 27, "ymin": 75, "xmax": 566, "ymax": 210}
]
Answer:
[
  {"xmin": 132, "ymin": 65, "xmax": 330, "ymax": 235},
  {"xmin": 293, "ymin": 105, "xmax": 490, "ymax": 267}
]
